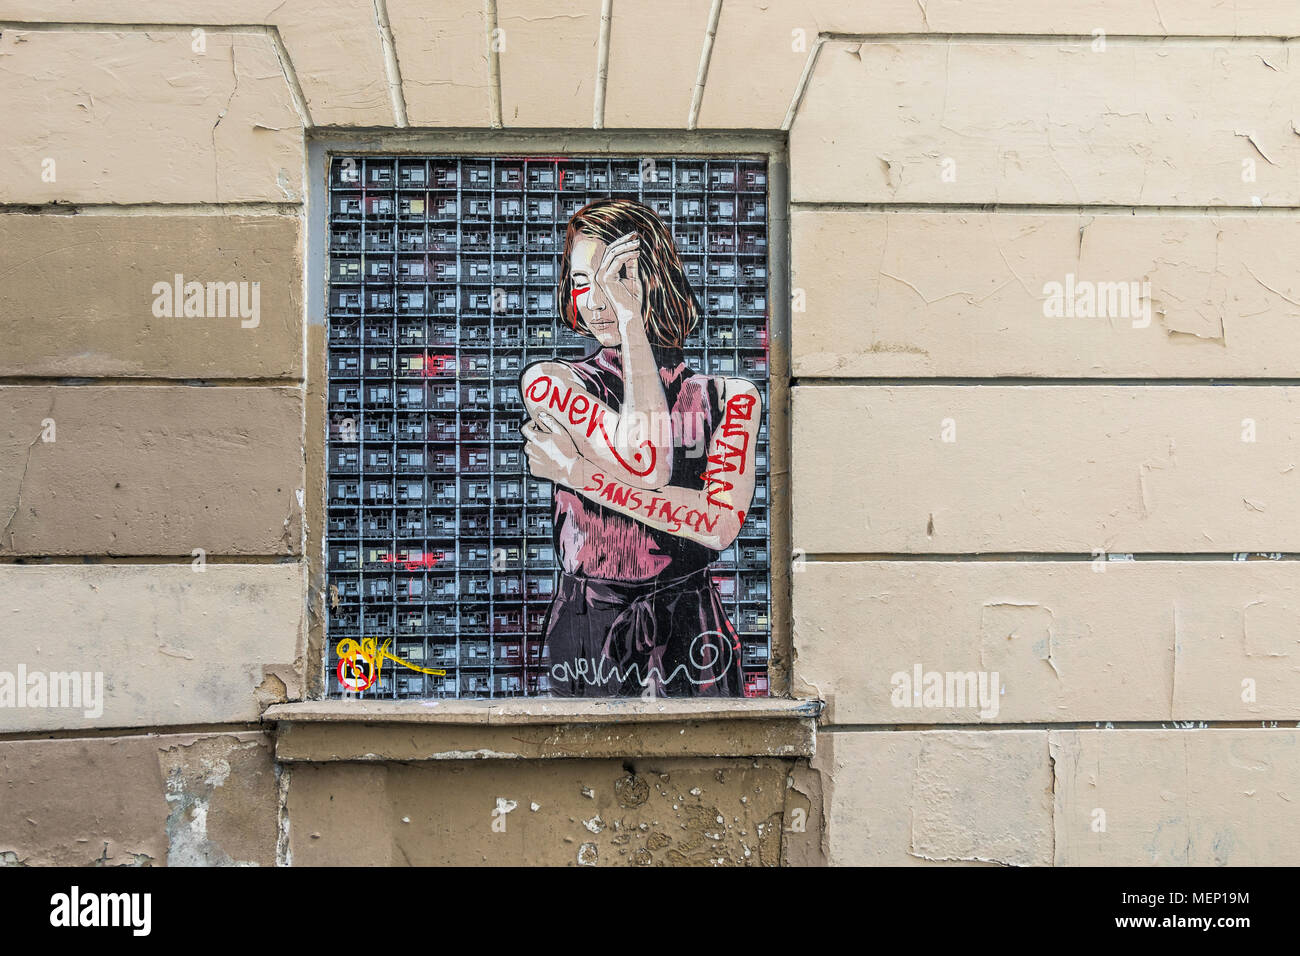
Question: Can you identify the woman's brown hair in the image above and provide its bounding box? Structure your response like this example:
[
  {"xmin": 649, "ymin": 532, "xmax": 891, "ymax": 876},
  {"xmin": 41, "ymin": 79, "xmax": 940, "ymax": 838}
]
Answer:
[{"xmin": 556, "ymin": 198, "xmax": 701, "ymax": 348}]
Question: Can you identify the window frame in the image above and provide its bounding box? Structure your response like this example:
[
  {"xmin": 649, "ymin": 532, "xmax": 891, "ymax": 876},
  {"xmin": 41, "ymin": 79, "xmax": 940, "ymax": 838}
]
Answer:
[{"xmin": 303, "ymin": 130, "xmax": 793, "ymax": 707}]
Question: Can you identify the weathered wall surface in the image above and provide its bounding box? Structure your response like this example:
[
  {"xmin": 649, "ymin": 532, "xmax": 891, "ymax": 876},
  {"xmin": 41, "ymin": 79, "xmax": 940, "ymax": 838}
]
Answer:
[
  {"xmin": 0, "ymin": 565, "xmax": 305, "ymax": 731},
  {"xmin": 783, "ymin": 12, "xmax": 1300, "ymax": 867},
  {"xmin": 0, "ymin": 732, "xmax": 278, "ymax": 866},
  {"xmin": 0, "ymin": 12, "xmax": 310, "ymax": 867},
  {"xmin": 0, "ymin": 215, "xmax": 303, "ymax": 378},
  {"xmin": 2, "ymin": 1, "xmax": 1297, "ymax": 866},
  {"xmin": 287, "ymin": 758, "xmax": 792, "ymax": 867}
]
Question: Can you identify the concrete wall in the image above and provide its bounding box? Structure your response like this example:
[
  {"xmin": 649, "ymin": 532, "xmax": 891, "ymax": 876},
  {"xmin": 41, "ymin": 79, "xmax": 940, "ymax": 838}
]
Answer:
[{"xmin": 2, "ymin": 1, "xmax": 1297, "ymax": 866}]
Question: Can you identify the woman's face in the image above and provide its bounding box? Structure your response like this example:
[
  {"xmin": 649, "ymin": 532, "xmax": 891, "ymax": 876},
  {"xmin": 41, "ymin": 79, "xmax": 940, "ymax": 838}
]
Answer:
[{"xmin": 568, "ymin": 233, "xmax": 622, "ymax": 348}]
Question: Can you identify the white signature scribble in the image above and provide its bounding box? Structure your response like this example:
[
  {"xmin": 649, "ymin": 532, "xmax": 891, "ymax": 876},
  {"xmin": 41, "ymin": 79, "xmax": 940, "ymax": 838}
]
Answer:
[{"xmin": 549, "ymin": 630, "xmax": 734, "ymax": 688}]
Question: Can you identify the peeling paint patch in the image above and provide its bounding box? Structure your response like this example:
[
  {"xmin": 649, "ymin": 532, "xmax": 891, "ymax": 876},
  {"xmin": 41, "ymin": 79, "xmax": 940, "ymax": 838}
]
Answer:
[
  {"xmin": 979, "ymin": 601, "xmax": 1058, "ymax": 678},
  {"xmin": 615, "ymin": 774, "xmax": 649, "ymax": 808},
  {"xmin": 422, "ymin": 749, "xmax": 521, "ymax": 760},
  {"xmin": 1242, "ymin": 599, "xmax": 1297, "ymax": 658},
  {"xmin": 910, "ymin": 733, "xmax": 1053, "ymax": 866},
  {"xmin": 157, "ymin": 735, "xmax": 276, "ymax": 867},
  {"xmin": 255, "ymin": 670, "xmax": 288, "ymax": 708},
  {"xmin": 275, "ymin": 168, "xmax": 298, "ymax": 201},
  {"xmin": 1155, "ymin": 300, "xmax": 1226, "ymax": 344},
  {"xmin": 163, "ymin": 765, "xmax": 235, "ymax": 867}
]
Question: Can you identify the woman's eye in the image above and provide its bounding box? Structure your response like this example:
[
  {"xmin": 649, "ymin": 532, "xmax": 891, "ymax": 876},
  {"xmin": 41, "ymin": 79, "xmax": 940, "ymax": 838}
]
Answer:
[{"xmin": 572, "ymin": 285, "xmax": 590, "ymax": 294}]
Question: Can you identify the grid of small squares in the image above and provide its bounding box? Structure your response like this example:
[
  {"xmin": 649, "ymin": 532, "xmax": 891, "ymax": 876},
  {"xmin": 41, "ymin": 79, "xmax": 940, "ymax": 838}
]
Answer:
[{"xmin": 326, "ymin": 154, "xmax": 771, "ymax": 698}]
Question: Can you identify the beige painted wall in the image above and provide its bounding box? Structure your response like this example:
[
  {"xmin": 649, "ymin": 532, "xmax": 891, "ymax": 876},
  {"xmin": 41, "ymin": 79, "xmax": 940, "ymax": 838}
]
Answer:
[{"xmin": 1, "ymin": 0, "xmax": 1296, "ymax": 866}]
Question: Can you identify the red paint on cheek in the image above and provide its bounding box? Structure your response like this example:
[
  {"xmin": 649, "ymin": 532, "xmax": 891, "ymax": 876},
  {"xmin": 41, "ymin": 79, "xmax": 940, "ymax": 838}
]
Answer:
[{"xmin": 570, "ymin": 286, "xmax": 589, "ymax": 331}]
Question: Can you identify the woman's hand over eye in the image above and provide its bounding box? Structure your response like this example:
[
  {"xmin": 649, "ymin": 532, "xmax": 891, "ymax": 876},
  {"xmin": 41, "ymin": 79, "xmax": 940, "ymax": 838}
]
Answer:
[{"xmin": 596, "ymin": 231, "xmax": 644, "ymax": 333}]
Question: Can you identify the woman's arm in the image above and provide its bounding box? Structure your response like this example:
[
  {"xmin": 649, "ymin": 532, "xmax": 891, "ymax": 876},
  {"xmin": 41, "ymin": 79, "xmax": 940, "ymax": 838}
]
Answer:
[
  {"xmin": 520, "ymin": 361, "xmax": 672, "ymax": 490},
  {"xmin": 597, "ymin": 231, "xmax": 674, "ymax": 487},
  {"xmin": 519, "ymin": 231, "xmax": 673, "ymax": 489},
  {"xmin": 524, "ymin": 378, "xmax": 762, "ymax": 551}
]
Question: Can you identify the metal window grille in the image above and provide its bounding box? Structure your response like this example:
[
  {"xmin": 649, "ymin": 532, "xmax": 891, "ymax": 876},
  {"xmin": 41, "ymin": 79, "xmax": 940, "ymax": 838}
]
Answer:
[{"xmin": 326, "ymin": 154, "xmax": 771, "ymax": 698}]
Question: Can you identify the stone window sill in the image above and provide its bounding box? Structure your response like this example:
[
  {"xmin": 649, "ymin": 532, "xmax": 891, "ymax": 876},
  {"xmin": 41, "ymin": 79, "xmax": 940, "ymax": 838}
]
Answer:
[{"xmin": 263, "ymin": 698, "xmax": 822, "ymax": 762}]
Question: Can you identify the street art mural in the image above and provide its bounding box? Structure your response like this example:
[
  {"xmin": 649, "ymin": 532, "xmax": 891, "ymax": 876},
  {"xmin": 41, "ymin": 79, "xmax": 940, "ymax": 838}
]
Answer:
[
  {"xmin": 520, "ymin": 199, "xmax": 762, "ymax": 696},
  {"xmin": 326, "ymin": 156, "xmax": 771, "ymax": 699}
]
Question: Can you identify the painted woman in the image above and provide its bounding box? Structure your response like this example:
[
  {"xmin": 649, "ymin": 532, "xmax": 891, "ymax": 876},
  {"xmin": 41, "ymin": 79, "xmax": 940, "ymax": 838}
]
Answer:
[{"xmin": 519, "ymin": 198, "xmax": 762, "ymax": 697}]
